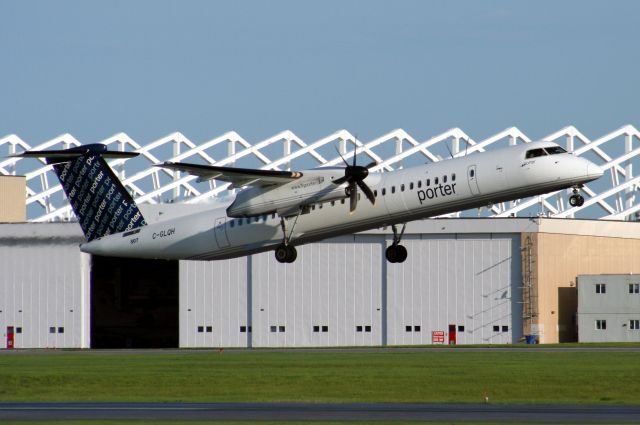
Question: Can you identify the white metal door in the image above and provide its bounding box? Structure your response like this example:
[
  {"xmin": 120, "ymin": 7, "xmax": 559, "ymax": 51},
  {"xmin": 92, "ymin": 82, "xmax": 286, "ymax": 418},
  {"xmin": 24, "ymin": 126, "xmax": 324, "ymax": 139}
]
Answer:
[
  {"xmin": 467, "ymin": 165, "xmax": 480, "ymax": 195},
  {"xmin": 214, "ymin": 217, "xmax": 230, "ymax": 248}
]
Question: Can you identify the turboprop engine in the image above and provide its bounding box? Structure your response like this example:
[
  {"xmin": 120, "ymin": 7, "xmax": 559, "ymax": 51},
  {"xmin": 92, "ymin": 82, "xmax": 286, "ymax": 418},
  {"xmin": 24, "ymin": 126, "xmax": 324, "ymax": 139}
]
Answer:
[{"xmin": 226, "ymin": 168, "xmax": 349, "ymax": 217}]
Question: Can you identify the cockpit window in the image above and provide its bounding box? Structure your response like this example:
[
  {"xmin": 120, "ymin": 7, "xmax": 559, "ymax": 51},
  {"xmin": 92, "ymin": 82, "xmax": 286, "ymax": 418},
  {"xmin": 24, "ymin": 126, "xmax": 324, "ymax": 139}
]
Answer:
[
  {"xmin": 525, "ymin": 148, "xmax": 546, "ymax": 159},
  {"xmin": 544, "ymin": 146, "xmax": 567, "ymax": 155},
  {"xmin": 526, "ymin": 146, "xmax": 567, "ymax": 159}
]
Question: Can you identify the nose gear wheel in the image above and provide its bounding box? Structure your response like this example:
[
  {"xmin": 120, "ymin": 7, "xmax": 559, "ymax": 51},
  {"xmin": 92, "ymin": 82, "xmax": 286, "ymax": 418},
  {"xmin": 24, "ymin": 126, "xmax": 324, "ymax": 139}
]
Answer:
[{"xmin": 569, "ymin": 186, "xmax": 585, "ymax": 207}]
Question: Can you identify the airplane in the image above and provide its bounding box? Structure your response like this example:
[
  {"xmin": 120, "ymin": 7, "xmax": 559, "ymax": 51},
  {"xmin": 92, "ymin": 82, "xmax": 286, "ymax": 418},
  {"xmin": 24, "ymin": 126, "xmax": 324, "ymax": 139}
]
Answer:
[{"xmin": 13, "ymin": 140, "xmax": 604, "ymax": 263}]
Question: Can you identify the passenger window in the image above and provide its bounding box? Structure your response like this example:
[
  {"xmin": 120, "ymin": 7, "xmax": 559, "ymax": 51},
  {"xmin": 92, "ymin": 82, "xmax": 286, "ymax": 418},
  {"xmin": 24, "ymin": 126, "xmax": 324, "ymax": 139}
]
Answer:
[
  {"xmin": 443, "ymin": 175, "xmax": 447, "ymax": 183},
  {"xmin": 409, "ymin": 182, "xmax": 414, "ymax": 190},
  {"xmin": 391, "ymin": 186, "xmax": 396, "ymax": 194},
  {"xmin": 469, "ymin": 169, "xmax": 475, "ymax": 178},
  {"xmin": 341, "ymin": 199, "xmax": 345, "ymax": 204},
  {"xmin": 452, "ymin": 173, "xmax": 456, "ymax": 181},
  {"xmin": 426, "ymin": 179, "xmax": 430, "ymax": 186},
  {"xmin": 400, "ymin": 184, "xmax": 405, "ymax": 192},
  {"xmin": 230, "ymin": 220, "xmax": 235, "ymax": 228},
  {"xmin": 374, "ymin": 189, "xmax": 378, "ymax": 197},
  {"xmin": 382, "ymin": 188, "xmax": 386, "ymax": 196},
  {"xmin": 435, "ymin": 177, "xmax": 439, "ymax": 185},
  {"xmin": 238, "ymin": 219, "xmax": 243, "ymax": 226},
  {"xmin": 417, "ymin": 181, "xmax": 422, "ymax": 188},
  {"xmin": 331, "ymin": 201, "xmax": 335, "ymax": 206}
]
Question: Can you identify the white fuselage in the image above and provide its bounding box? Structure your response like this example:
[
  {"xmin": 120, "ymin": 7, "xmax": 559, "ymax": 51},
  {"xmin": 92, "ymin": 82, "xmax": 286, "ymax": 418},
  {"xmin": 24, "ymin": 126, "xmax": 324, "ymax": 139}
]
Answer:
[{"xmin": 81, "ymin": 141, "xmax": 603, "ymax": 261}]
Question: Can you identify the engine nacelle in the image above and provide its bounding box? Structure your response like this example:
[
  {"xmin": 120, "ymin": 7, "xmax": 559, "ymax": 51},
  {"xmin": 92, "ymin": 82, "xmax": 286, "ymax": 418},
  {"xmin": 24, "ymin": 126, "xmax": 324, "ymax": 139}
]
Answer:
[{"xmin": 227, "ymin": 169, "xmax": 348, "ymax": 217}]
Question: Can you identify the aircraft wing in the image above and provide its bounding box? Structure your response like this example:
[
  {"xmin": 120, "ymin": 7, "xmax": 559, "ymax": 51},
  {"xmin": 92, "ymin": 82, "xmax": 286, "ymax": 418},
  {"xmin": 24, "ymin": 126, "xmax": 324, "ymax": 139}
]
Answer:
[{"xmin": 157, "ymin": 162, "xmax": 303, "ymax": 187}]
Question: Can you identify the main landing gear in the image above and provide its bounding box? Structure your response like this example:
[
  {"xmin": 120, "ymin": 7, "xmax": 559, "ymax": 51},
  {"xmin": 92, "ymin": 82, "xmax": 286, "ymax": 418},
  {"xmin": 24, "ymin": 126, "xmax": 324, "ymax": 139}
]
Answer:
[
  {"xmin": 386, "ymin": 223, "xmax": 408, "ymax": 263},
  {"xmin": 275, "ymin": 210, "xmax": 301, "ymax": 264},
  {"xmin": 275, "ymin": 244, "xmax": 297, "ymax": 263},
  {"xmin": 568, "ymin": 186, "xmax": 585, "ymax": 207}
]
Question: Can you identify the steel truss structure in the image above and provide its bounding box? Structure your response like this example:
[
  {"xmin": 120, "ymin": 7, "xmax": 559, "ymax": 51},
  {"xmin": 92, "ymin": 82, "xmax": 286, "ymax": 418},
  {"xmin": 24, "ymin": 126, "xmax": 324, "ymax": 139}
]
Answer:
[{"xmin": 1, "ymin": 125, "xmax": 639, "ymax": 222}]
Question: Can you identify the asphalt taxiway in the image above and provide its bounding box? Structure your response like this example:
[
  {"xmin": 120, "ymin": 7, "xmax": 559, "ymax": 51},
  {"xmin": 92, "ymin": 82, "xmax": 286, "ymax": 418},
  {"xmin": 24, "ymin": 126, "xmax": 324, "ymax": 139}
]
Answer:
[{"xmin": 1, "ymin": 402, "xmax": 639, "ymax": 423}]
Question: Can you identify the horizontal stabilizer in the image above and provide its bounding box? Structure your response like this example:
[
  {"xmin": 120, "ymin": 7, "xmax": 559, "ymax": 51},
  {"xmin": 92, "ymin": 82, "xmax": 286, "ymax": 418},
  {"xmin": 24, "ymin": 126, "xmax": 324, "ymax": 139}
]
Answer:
[
  {"xmin": 157, "ymin": 162, "xmax": 303, "ymax": 187},
  {"xmin": 12, "ymin": 144, "xmax": 139, "ymax": 164}
]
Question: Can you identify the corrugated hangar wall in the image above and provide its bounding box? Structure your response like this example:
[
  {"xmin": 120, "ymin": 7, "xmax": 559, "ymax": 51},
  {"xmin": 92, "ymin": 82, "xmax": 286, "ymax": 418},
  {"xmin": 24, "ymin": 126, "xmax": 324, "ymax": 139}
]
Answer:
[
  {"xmin": 6, "ymin": 219, "xmax": 640, "ymax": 349},
  {"xmin": 180, "ymin": 233, "xmax": 521, "ymax": 347},
  {"xmin": 0, "ymin": 224, "xmax": 90, "ymax": 349}
]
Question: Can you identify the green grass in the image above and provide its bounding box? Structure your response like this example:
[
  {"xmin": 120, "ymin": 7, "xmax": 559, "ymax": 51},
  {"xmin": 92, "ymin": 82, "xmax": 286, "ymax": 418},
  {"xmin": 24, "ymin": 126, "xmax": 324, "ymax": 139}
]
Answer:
[{"xmin": 1, "ymin": 350, "xmax": 639, "ymax": 404}]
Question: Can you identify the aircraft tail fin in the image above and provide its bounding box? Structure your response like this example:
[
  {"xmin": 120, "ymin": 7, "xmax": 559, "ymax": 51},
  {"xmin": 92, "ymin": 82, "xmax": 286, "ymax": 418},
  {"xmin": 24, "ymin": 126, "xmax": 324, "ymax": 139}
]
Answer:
[{"xmin": 14, "ymin": 144, "xmax": 146, "ymax": 241}]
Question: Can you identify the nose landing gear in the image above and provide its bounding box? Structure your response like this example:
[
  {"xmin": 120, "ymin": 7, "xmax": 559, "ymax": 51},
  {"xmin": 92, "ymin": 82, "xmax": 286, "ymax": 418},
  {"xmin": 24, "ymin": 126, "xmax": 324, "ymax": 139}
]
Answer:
[
  {"xmin": 569, "ymin": 186, "xmax": 585, "ymax": 207},
  {"xmin": 386, "ymin": 223, "xmax": 408, "ymax": 263}
]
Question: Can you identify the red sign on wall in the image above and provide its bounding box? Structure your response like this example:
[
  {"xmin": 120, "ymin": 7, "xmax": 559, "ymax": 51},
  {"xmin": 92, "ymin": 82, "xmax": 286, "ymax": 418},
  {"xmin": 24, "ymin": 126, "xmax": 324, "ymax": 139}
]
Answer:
[{"xmin": 432, "ymin": 331, "xmax": 445, "ymax": 343}]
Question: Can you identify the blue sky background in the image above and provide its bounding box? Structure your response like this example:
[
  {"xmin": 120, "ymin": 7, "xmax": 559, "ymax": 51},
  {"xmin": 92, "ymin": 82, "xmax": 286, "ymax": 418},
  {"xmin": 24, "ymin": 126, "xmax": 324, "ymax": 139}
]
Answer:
[{"xmin": 1, "ymin": 0, "xmax": 639, "ymax": 146}]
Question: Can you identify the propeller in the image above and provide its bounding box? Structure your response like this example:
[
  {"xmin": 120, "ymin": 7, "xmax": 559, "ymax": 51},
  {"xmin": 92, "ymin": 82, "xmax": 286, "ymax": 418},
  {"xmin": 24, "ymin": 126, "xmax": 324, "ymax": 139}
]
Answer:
[{"xmin": 333, "ymin": 143, "xmax": 377, "ymax": 213}]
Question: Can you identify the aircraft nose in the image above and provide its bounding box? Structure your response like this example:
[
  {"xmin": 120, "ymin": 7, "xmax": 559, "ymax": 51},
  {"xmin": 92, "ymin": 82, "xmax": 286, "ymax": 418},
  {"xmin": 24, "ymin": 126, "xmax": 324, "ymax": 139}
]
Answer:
[{"xmin": 587, "ymin": 163, "xmax": 604, "ymax": 179}]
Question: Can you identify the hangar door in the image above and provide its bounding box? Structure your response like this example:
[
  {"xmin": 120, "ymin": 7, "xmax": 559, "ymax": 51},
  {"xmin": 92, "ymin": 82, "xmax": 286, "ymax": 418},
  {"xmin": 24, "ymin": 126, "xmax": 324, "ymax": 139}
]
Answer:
[{"xmin": 91, "ymin": 256, "xmax": 179, "ymax": 348}]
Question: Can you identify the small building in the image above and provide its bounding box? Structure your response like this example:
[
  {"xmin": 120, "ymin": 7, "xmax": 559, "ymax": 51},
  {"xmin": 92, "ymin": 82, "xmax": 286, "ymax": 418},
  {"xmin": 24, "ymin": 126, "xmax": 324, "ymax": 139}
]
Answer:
[
  {"xmin": 0, "ymin": 175, "xmax": 26, "ymax": 222},
  {"xmin": 577, "ymin": 274, "xmax": 640, "ymax": 342}
]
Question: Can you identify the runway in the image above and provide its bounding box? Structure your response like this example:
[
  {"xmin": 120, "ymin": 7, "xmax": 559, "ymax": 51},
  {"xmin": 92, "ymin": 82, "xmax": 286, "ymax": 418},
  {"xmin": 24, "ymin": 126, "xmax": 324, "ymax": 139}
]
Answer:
[{"xmin": 1, "ymin": 402, "xmax": 639, "ymax": 423}]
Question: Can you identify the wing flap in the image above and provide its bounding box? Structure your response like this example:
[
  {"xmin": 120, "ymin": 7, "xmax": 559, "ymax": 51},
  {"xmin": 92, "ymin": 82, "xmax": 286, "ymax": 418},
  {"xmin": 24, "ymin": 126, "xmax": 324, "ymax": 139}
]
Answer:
[{"xmin": 157, "ymin": 162, "xmax": 303, "ymax": 187}]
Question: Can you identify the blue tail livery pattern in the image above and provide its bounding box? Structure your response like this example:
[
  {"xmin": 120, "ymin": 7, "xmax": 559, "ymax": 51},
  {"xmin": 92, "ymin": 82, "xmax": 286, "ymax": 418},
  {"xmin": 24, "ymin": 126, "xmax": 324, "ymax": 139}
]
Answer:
[{"xmin": 52, "ymin": 154, "xmax": 146, "ymax": 241}]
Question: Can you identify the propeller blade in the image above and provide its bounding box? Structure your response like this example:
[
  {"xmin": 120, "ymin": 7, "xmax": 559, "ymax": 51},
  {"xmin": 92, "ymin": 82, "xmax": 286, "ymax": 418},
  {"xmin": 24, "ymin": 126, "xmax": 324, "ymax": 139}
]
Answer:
[
  {"xmin": 349, "ymin": 182, "xmax": 358, "ymax": 213},
  {"xmin": 364, "ymin": 161, "xmax": 377, "ymax": 169},
  {"xmin": 352, "ymin": 144, "xmax": 357, "ymax": 167},
  {"xmin": 333, "ymin": 175, "xmax": 349, "ymax": 185},
  {"xmin": 334, "ymin": 145, "xmax": 350, "ymax": 167},
  {"xmin": 357, "ymin": 180, "xmax": 376, "ymax": 205}
]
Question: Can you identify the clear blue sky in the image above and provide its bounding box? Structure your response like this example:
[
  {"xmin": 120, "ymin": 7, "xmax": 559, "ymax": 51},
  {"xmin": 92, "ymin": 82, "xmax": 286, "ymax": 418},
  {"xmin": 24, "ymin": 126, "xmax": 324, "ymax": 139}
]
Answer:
[{"xmin": 2, "ymin": 0, "xmax": 639, "ymax": 146}]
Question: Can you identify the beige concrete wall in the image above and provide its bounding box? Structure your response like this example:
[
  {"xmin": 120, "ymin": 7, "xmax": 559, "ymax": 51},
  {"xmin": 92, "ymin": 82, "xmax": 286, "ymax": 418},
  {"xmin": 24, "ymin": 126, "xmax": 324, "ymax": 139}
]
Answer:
[
  {"xmin": 531, "ymin": 232, "xmax": 640, "ymax": 343},
  {"xmin": 0, "ymin": 176, "xmax": 26, "ymax": 222}
]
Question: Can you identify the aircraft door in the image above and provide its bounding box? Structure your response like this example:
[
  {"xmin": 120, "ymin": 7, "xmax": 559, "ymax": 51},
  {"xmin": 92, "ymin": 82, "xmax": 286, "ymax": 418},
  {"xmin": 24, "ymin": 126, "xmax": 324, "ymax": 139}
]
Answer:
[
  {"xmin": 214, "ymin": 217, "xmax": 230, "ymax": 248},
  {"xmin": 467, "ymin": 165, "xmax": 480, "ymax": 195}
]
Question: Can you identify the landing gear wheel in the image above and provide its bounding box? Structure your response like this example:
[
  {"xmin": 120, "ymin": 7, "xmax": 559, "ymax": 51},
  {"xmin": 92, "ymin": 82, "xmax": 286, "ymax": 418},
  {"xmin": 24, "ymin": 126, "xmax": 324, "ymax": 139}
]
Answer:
[
  {"xmin": 386, "ymin": 244, "xmax": 407, "ymax": 263},
  {"xmin": 386, "ymin": 223, "xmax": 408, "ymax": 263},
  {"xmin": 275, "ymin": 244, "xmax": 297, "ymax": 263},
  {"xmin": 569, "ymin": 194, "xmax": 584, "ymax": 207},
  {"xmin": 285, "ymin": 245, "xmax": 297, "ymax": 263},
  {"xmin": 396, "ymin": 245, "xmax": 407, "ymax": 263},
  {"xmin": 385, "ymin": 245, "xmax": 397, "ymax": 263}
]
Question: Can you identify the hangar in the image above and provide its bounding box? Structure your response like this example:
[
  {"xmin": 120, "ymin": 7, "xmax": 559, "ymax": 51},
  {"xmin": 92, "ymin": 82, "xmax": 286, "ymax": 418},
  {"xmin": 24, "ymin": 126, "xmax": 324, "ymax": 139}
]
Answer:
[
  {"xmin": 1, "ymin": 125, "xmax": 639, "ymax": 348},
  {"xmin": 2, "ymin": 217, "xmax": 640, "ymax": 349}
]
